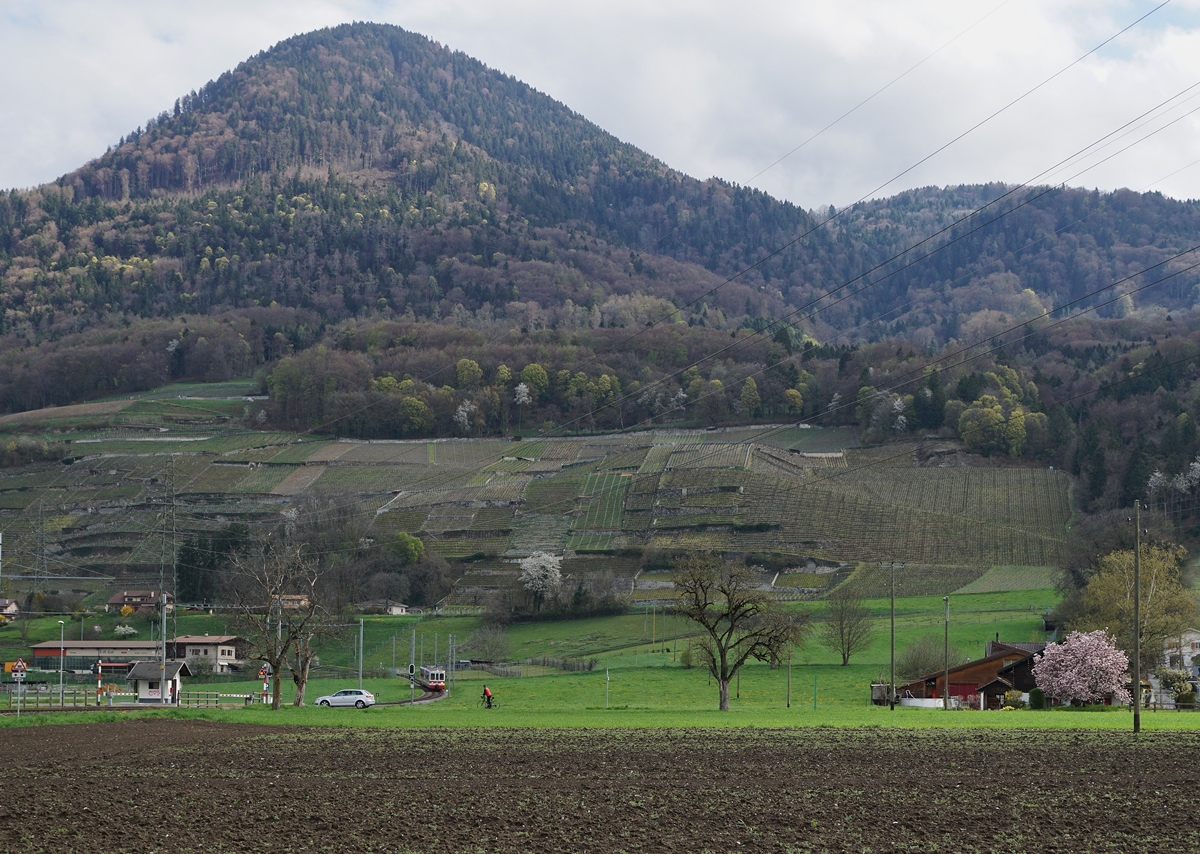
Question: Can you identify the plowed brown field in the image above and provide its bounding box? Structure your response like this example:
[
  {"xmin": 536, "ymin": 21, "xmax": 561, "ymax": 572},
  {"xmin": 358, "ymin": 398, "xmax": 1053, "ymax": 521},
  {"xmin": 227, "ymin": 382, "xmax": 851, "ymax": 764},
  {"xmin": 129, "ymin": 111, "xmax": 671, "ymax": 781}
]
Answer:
[{"xmin": 6, "ymin": 721, "xmax": 1199, "ymax": 852}]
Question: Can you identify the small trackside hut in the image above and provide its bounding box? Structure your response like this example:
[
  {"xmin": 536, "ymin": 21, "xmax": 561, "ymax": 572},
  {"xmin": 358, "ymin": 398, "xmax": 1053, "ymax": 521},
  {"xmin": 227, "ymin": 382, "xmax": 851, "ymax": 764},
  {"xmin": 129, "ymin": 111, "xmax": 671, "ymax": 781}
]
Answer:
[{"xmin": 126, "ymin": 661, "xmax": 191, "ymax": 703}]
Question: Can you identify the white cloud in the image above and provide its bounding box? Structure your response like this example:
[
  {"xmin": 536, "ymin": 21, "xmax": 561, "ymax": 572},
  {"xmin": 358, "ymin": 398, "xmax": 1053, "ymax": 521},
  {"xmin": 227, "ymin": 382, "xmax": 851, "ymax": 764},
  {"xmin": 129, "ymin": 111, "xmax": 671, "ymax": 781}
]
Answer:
[{"xmin": 2, "ymin": 0, "xmax": 1199, "ymax": 206}]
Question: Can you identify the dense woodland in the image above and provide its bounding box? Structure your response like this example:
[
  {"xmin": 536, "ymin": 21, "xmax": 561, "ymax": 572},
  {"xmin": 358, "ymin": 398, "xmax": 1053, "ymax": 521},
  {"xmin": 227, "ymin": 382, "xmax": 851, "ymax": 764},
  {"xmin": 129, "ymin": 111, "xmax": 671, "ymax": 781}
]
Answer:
[{"xmin": 2, "ymin": 23, "xmax": 1200, "ymax": 517}]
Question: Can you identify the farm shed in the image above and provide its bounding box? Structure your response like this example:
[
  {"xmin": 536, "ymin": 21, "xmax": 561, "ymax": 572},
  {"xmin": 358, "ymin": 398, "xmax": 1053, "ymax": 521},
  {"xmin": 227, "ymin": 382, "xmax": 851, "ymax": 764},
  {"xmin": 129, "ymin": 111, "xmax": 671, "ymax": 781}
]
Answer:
[
  {"xmin": 356, "ymin": 600, "xmax": 409, "ymax": 616},
  {"xmin": 30, "ymin": 640, "xmax": 161, "ymax": 671},
  {"xmin": 898, "ymin": 643, "xmax": 1038, "ymax": 709},
  {"xmin": 126, "ymin": 661, "xmax": 191, "ymax": 703}
]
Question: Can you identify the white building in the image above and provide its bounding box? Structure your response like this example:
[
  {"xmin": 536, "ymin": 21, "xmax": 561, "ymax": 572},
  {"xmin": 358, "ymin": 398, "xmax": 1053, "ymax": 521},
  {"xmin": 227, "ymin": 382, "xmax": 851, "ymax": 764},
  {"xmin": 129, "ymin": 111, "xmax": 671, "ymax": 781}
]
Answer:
[
  {"xmin": 170, "ymin": 635, "xmax": 248, "ymax": 674},
  {"xmin": 126, "ymin": 660, "xmax": 191, "ymax": 703},
  {"xmin": 1164, "ymin": 628, "xmax": 1200, "ymax": 672}
]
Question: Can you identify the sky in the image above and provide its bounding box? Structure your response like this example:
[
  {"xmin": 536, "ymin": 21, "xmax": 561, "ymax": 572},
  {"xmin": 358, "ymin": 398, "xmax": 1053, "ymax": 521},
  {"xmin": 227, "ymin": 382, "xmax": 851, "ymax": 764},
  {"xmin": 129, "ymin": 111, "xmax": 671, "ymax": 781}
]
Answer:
[{"xmin": 2, "ymin": 0, "xmax": 1200, "ymax": 208}]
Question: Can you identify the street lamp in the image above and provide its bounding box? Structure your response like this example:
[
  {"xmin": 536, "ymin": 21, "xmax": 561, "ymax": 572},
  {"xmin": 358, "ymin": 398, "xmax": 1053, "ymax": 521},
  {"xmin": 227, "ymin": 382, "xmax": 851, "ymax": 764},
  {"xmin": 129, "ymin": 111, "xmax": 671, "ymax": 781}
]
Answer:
[{"xmin": 57, "ymin": 620, "xmax": 65, "ymax": 708}]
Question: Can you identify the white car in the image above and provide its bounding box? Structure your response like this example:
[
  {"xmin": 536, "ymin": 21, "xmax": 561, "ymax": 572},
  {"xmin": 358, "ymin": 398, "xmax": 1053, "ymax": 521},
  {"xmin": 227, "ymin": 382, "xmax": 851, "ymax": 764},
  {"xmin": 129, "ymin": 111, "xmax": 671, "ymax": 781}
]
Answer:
[{"xmin": 314, "ymin": 689, "xmax": 375, "ymax": 709}]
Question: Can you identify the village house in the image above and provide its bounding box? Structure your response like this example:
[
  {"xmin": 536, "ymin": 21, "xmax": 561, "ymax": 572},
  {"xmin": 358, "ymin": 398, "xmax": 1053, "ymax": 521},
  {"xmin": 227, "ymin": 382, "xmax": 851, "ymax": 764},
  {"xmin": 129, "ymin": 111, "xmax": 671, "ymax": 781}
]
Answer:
[
  {"xmin": 168, "ymin": 635, "xmax": 249, "ymax": 673},
  {"xmin": 125, "ymin": 661, "xmax": 191, "ymax": 703},
  {"xmin": 1164, "ymin": 628, "xmax": 1200, "ymax": 672},
  {"xmin": 356, "ymin": 600, "xmax": 409, "ymax": 616},
  {"xmin": 105, "ymin": 590, "xmax": 174, "ymax": 614},
  {"xmin": 0, "ymin": 599, "xmax": 19, "ymax": 620}
]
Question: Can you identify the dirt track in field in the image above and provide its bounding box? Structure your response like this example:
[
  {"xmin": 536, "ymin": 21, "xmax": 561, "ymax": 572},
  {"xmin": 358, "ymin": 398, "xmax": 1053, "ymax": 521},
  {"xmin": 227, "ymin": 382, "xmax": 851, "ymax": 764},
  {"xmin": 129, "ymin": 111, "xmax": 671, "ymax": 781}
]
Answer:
[{"xmin": 6, "ymin": 720, "xmax": 1199, "ymax": 852}]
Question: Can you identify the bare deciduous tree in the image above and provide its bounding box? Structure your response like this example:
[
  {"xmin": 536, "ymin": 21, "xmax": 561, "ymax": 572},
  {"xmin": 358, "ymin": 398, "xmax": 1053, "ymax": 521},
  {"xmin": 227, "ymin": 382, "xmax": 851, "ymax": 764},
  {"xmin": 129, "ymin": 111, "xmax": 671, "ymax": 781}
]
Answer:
[
  {"xmin": 673, "ymin": 554, "xmax": 807, "ymax": 711},
  {"xmin": 227, "ymin": 538, "xmax": 337, "ymax": 709},
  {"xmin": 462, "ymin": 625, "xmax": 511, "ymax": 662},
  {"xmin": 819, "ymin": 588, "xmax": 874, "ymax": 666}
]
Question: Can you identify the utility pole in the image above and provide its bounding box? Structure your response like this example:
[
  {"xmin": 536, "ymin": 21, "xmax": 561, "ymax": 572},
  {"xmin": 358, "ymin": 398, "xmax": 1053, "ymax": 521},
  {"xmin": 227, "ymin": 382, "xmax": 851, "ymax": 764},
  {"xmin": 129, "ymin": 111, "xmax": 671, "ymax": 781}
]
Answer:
[
  {"xmin": 58, "ymin": 620, "xmax": 65, "ymax": 707},
  {"xmin": 160, "ymin": 591, "xmax": 168, "ymax": 705},
  {"xmin": 35, "ymin": 502, "xmax": 45, "ymax": 593},
  {"xmin": 886, "ymin": 562, "xmax": 896, "ymax": 710},
  {"xmin": 358, "ymin": 618, "xmax": 364, "ymax": 690},
  {"xmin": 169, "ymin": 456, "xmax": 177, "ymax": 644},
  {"xmin": 786, "ymin": 643, "xmax": 792, "ymax": 709},
  {"xmin": 943, "ymin": 596, "xmax": 950, "ymax": 711},
  {"xmin": 1134, "ymin": 500, "xmax": 1141, "ymax": 735},
  {"xmin": 410, "ymin": 629, "xmax": 415, "ymax": 703}
]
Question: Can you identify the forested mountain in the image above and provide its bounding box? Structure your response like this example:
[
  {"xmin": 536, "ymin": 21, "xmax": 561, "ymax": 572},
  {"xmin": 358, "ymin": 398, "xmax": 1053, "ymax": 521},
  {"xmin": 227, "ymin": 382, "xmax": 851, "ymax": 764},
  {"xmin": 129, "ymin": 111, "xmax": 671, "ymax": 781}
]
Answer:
[
  {"xmin": 5, "ymin": 22, "xmax": 1200, "ymax": 351},
  {"xmin": 3, "ymin": 22, "xmax": 1200, "ymax": 518}
]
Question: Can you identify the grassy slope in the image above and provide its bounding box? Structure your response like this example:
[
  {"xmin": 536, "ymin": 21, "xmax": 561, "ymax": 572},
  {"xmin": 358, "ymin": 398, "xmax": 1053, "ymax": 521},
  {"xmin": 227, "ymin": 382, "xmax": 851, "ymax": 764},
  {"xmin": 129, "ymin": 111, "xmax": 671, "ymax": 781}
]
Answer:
[{"xmin": 3, "ymin": 588, "xmax": 1107, "ymax": 731}]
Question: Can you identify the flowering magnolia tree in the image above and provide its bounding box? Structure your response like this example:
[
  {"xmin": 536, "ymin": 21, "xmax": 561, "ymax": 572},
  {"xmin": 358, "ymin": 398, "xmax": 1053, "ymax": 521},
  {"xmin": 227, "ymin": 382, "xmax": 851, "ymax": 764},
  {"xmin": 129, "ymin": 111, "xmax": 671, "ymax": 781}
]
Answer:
[
  {"xmin": 518, "ymin": 551, "xmax": 562, "ymax": 611},
  {"xmin": 1032, "ymin": 630, "xmax": 1131, "ymax": 706}
]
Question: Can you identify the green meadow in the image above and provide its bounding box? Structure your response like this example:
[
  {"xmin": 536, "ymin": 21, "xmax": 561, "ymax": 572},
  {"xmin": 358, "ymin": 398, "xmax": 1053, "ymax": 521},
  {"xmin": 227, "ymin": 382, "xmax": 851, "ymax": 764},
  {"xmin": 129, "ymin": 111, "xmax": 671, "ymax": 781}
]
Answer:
[{"xmin": 6, "ymin": 586, "xmax": 1196, "ymax": 731}]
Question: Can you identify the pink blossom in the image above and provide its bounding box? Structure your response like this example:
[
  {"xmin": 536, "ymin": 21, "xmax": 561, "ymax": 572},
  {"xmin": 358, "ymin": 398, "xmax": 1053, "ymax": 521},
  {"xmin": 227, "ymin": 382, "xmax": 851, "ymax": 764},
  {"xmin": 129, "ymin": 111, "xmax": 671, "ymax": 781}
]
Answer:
[{"xmin": 1032, "ymin": 630, "xmax": 1131, "ymax": 706}]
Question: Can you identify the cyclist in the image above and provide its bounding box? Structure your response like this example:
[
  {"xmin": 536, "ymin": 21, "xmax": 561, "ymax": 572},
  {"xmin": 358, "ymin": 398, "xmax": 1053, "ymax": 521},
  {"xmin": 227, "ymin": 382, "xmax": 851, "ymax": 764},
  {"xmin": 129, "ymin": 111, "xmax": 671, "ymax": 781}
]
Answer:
[{"xmin": 482, "ymin": 684, "xmax": 493, "ymax": 709}]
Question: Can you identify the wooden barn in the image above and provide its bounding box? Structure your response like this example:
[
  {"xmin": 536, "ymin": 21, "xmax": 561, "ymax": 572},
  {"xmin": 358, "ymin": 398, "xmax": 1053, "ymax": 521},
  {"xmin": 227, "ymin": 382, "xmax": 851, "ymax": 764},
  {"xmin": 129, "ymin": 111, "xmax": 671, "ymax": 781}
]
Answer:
[{"xmin": 898, "ymin": 642, "xmax": 1043, "ymax": 709}]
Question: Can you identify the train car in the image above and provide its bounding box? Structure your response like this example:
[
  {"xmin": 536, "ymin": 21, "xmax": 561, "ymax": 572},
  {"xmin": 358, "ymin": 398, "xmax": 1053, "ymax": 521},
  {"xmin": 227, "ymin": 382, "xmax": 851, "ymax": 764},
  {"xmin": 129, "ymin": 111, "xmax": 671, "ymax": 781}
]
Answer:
[{"xmin": 418, "ymin": 665, "xmax": 446, "ymax": 691}]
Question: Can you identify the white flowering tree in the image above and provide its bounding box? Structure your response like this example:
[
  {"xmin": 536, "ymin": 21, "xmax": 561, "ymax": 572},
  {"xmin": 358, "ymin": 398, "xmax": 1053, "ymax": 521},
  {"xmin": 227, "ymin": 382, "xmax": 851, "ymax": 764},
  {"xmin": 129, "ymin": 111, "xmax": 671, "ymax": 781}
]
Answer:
[
  {"xmin": 1032, "ymin": 630, "xmax": 1130, "ymax": 706},
  {"xmin": 518, "ymin": 551, "xmax": 562, "ymax": 612},
  {"xmin": 453, "ymin": 401, "xmax": 477, "ymax": 434},
  {"xmin": 514, "ymin": 382, "xmax": 531, "ymax": 431}
]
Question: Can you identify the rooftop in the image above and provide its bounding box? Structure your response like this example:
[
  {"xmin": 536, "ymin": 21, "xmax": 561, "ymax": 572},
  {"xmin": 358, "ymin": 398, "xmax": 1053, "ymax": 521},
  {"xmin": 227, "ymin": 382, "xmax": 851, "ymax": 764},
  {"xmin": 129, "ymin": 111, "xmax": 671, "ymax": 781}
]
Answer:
[
  {"xmin": 126, "ymin": 661, "xmax": 192, "ymax": 681},
  {"xmin": 30, "ymin": 640, "xmax": 161, "ymax": 650}
]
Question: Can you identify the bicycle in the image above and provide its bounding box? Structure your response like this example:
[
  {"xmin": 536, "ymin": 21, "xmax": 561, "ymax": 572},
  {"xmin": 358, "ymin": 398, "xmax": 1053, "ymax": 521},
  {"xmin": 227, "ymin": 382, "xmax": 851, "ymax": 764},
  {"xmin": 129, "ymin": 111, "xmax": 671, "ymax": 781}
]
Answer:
[{"xmin": 478, "ymin": 695, "xmax": 498, "ymax": 709}]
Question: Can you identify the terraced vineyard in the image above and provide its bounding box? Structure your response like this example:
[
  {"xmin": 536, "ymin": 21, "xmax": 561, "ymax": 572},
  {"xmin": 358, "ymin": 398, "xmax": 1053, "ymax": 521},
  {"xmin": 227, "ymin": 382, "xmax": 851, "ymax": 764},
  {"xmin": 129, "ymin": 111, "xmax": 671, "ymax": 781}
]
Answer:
[
  {"xmin": 0, "ymin": 388, "xmax": 1073, "ymax": 605},
  {"xmin": 575, "ymin": 472, "xmax": 632, "ymax": 530}
]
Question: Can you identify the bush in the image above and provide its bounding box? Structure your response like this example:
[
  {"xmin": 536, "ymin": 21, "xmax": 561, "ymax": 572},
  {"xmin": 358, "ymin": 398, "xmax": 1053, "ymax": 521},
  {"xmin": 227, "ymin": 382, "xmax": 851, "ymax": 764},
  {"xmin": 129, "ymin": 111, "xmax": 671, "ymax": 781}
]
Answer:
[
  {"xmin": 185, "ymin": 655, "xmax": 214, "ymax": 678},
  {"xmin": 1028, "ymin": 687, "xmax": 1046, "ymax": 710},
  {"xmin": 1156, "ymin": 667, "xmax": 1193, "ymax": 698},
  {"xmin": 679, "ymin": 644, "xmax": 693, "ymax": 669},
  {"xmin": 1003, "ymin": 689, "xmax": 1026, "ymax": 710},
  {"xmin": 896, "ymin": 636, "xmax": 965, "ymax": 682},
  {"xmin": 1176, "ymin": 690, "xmax": 1196, "ymax": 708},
  {"xmin": 462, "ymin": 625, "xmax": 511, "ymax": 662}
]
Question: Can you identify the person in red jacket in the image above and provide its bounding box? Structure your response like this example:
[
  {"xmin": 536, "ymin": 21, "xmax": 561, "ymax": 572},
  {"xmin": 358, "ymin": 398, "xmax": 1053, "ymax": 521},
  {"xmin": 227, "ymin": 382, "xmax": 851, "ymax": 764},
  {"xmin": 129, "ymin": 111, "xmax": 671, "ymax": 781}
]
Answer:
[{"xmin": 482, "ymin": 684, "xmax": 493, "ymax": 709}]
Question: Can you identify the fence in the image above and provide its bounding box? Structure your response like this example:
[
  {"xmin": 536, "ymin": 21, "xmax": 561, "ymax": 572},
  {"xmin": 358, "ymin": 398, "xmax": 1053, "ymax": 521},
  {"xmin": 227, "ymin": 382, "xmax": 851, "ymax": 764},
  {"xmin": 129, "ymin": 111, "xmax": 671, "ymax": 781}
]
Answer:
[
  {"xmin": 1, "ymin": 688, "xmax": 254, "ymax": 710},
  {"xmin": 2, "ymin": 688, "xmax": 133, "ymax": 710},
  {"xmin": 525, "ymin": 656, "xmax": 597, "ymax": 672},
  {"xmin": 178, "ymin": 691, "xmax": 224, "ymax": 708},
  {"xmin": 481, "ymin": 664, "xmax": 523, "ymax": 678}
]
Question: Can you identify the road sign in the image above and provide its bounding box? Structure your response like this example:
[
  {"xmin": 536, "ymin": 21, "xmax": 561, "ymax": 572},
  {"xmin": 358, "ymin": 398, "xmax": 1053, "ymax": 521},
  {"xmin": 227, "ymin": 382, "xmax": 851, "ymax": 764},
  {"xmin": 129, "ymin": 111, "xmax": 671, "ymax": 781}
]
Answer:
[
  {"xmin": 408, "ymin": 663, "xmax": 415, "ymax": 676},
  {"xmin": 13, "ymin": 659, "xmax": 25, "ymax": 680}
]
